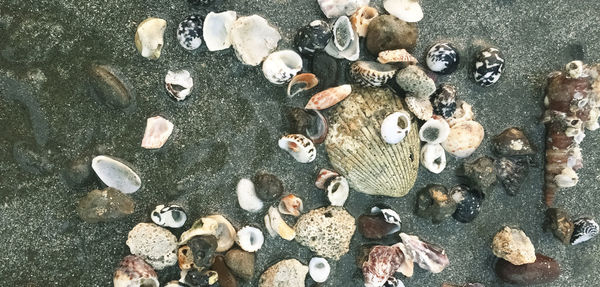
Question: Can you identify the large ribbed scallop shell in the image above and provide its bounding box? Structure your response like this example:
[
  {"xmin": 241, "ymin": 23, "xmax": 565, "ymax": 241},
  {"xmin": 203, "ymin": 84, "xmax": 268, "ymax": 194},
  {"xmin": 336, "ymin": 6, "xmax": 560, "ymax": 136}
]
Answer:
[{"xmin": 325, "ymin": 86, "xmax": 420, "ymax": 197}]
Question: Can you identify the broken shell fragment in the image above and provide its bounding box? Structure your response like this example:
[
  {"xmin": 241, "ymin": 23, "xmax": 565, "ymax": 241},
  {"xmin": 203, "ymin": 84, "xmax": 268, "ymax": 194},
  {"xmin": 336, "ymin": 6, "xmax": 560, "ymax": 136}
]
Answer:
[
  {"xmin": 177, "ymin": 15, "xmax": 203, "ymax": 51},
  {"xmin": 384, "ymin": 277, "xmax": 406, "ymax": 287},
  {"xmin": 492, "ymin": 226, "xmax": 536, "ymax": 265},
  {"xmin": 253, "ymin": 172, "xmax": 284, "ymax": 201},
  {"xmin": 295, "ymin": 20, "xmax": 332, "ymax": 55},
  {"xmin": 419, "ymin": 116, "xmax": 450, "ymax": 144},
  {"xmin": 264, "ymin": 206, "xmax": 296, "ymax": 240},
  {"xmin": 362, "ymin": 245, "xmax": 404, "ymax": 287},
  {"xmin": 287, "ymin": 73, "xmax": 319, "ymax": 98},
  {"xmin": 151, "ymin": 204, "xmax": 187, "ymax": 228},
  {"xmin": 380, "ymin": 111, "xmax": 412, "ymax": 144},
  {"xmin": 333, "ymin": 16, "xmax": 354, "ymax": 51},
  {"xmin": 395, "ymin": 65, "xmax": 436, "ymax": 99},
  {"xmin": 384, "ymin": 0, "xmax": 424, "ymax": 23},
  {"xmin": 420, "ymin": 143, "xmax": 446, "ymax": 174},
  {"xmin": 394, "ymin": 243, "xmax": 414, "ymax": 277},
  {"xmin": 431, "ymin": 84, "xmax": 457, "ymax": 119},
  {"xmin": 446, "ymin": 100, "xmax": 474, "ymax": 127},
  {"xmin": 262, "ymin": 50, "xmax": 303, "ymax": 85},
  {"xmin": 405, "ymin": 96, "xmax": 434, "ymax": 120},
  {"xmin": 571, "ymin": 217, "xmax": 599, "ymax": 245},
  {"xmin": 326, "ymin": 176, "xmax": 350, "ymax": 206},
  {"xmin": 91, "ymin": 155, "xmax": 141, "ymax": 194},
  {"xmin": 135, "ymin": 17, "xmax": 166, "ymax": 60},
  {"xmin": 305, "ymin": 84, "xmax": 352, "ymax": 110},
  {"xmin": 179, "ymin": 217, "xmax": 219, "ymax": 245},
  {"xmin": 236, "ymin": 178, "xmax": 263, "ymax": 212},
  {"xmin": 358, "ymin": 206, "xmax": 402, "ymax": 239},
  {"xmin": 278, "ymin": 194, "xmax": 304, "ymax": 216},
  {"xmin": 141, "ymin": 116, "xmax": 174, "ymax": 149},
  {"xmin": 204, "ymin": 215, "xmax": 237, "ymax": 252},
  {"xmin": 495, "ymin": 157, "xmax": 529, "ymax": 196},
  {"xmin": 309, "ymin": 257, "xmax": 330, "ymax": 283},
  {"xmin": 442, "ymin": 120, "xmax": 484, "ymax": 158},
  {"xmin": 165, "ymin": 69, "xmax": 193, "ymax": 101},
  {"xmin": 236, "ymin": 226, "xmax": 264, "ymax": 252},
  {"xmin": 399, "ymin": 233, "xmax": 450, "ymax": 273},
  {"xmin": 377, "ymin": 49, "xmax": 418, "ymax": 65},
  {"xmin": 278, "ymin": 134, "xmax": 317, "ymax": 163},
  {"xmin": 230, "ymin": 15, "xmax": 281, "ymax": 66},
  {"xmin": 287, "ymin": 108, "xmax": 328, "ymax": 144},
  {"xmin": 113, "ymin": 255, "xmax": 159, "ymax": 287},
  {"xmin": 318, "ymin": 0, "xmax": 370, "ymax": 18},
  {"xmin": 315, "ymin": 168, "xmax": 339, "ymax": 189},
  {"xmin": 492, "ymin": 127, "xmax": 536, "ymax": 157},
  {"xmin": 203, "ymin": 11, "xmax": 237, "ymax": 51},
  {"xmin": 350, "ymin": 6, "xmax": 378, "ymax": 37},
  {"xmin": 350, "ymin": 61, "xmax": 398, "ymax": 87}
]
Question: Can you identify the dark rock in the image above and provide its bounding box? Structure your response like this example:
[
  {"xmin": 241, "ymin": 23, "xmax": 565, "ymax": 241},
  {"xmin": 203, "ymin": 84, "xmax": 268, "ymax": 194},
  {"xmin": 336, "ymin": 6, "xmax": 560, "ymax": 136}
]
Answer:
[
  {"xmin": 450, "ymin": 185, "xmax": 484, "ymax": 223},
  {"xmin": 253, "ymin": 172, "xmax": 284, "ymax": 201},
  {"xmin": 311, "ymin": 52, "xmax": 340, "ymax": 90},
  {"xmin": 88, "ymin": 64, "xmax": 135, "ymax": 112},
  {"xmin": 495, "ymin": 157, "xmax": 529, "ymax": 195},
  {"xmin": 495, "ymin": 253, "xmax": 560, "ymax": 285},
  {"xmin": 188, "ymin": 235, "xmax": 218, "ymax": 269},
  {"xmin": 62, "ymin": 156, "xmax": 93, "ymax": 187},
  {"xmin": 415, "ymin": 184, "xmax": 457, "ymax": 224},
  {"xmin": 183, "ymin": 269, "xmax": 219, "ymax": 286},
  {"xmin": 492, "ymin": 127, "xmax": 535, "ymax": 157},
  {"xmin": 543, "ymin": 208, "xmax": 573, "ymax": 245},
  {"xmin": 225, "ymin": 249, "xmax": 255, "ymax": 281},
  {"xmin": 76, "ymin": 187, "xmax": 134, "ymax": 223},
  {"xmin": 357, "ymin": 206, "xmax": 401, "ymax": 239},
  {"xmin": 294, "ymin": 20, "xmax": 332, "ymax": 55},
  {"xmin": 462, "ymin": 156, "xmax": 497, "ymax": 190},
  {"xmin": 212, "ymin": 255, "xmax": 238, "ymax": 287},
  {"xmin": 366, "ymin": 15, "xmax": 418, "ymax": 56},
  {"xmin": 12, "ymin": 141, "xmax": 53, "ymax": 175}
]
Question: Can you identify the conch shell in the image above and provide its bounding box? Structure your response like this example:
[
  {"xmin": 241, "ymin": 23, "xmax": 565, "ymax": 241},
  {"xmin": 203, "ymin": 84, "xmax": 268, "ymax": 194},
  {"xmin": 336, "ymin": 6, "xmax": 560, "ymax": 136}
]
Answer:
[{"xmin": 325, "ymin": 86, "xmax": 420, "ymax": 197}]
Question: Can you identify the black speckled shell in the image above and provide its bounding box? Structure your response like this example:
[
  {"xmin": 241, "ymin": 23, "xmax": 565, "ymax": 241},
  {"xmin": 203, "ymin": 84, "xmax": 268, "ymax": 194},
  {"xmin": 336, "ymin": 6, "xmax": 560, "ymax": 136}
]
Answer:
[
  {"xmin": 431, "ymin": 84, "xmax": 457, "ymax": 118},
  {"xmin": 571, "ymin": 217, "xmax": 599, "ymax": 245},
  {"xmin": 450, "ymin": 185, "xmax": 484, "ymax": 223},
  {"xmin": 177, "ymin": 15, "xmax": 204, "ymax": 51},
  {"xmin": 474, "ymin": 48, "xmax": 505, "ymax": 87},
  {"xmin": 426, "ymin": 43, "xmax": 459, "ymax": 74},
  {"xmin": 294, "ymin": 20, "xmax": 332, "ymax": 55}
]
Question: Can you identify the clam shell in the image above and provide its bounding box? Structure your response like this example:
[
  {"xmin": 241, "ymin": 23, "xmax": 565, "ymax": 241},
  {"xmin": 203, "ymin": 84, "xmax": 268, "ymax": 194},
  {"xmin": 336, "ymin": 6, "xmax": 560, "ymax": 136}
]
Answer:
[
  {"xmin": 325, "ymin": 86, "xmax": 420, "ymax": 197},
  {"xmin": 91, "ymin": 155, "xmax": 141, "ymax": 194},
  {"xmin": 350, "ymin": 61, "xmax": 397, "ymax": 87}
]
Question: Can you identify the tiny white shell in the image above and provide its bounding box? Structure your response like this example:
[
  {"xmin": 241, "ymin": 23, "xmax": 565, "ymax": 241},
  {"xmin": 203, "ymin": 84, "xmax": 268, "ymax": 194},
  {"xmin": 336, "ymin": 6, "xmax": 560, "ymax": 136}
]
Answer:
[
  {"xmin": 327, "ymin": 176, "xmax": 349, "ymax": 206},
  {"xmin": 165, "ymin": 70, "xmax": 193, "ymax": 101},
  {"xmin": 203, "ymin": 11, "xmax": 237, "ymax": 51},
  {"xmin": 383, "ymin": 0, "xmax": 424, "ymax": 23},
  {"xmin": 420, "ymin": 143, "xmax": 446, "ymax": 174},
  {"xmin": 309, "ymin": 257, "xmax": 331, "ymax": 283},
  {"xmin": 381, "ymin": 112, "xmax": 412, "ymax": 144},
  {"xmin": 141, "ymin": 116, "xmax": 174, "ymax": 149},
  {"xmin": 554, "ymin": 167, "xmax": 579, "ymax": 188},
  {"xmin": 236, "ymin": 178, "xmax": 263, "ymax": 212},
  {"xmin": 235, "ymin": 226, "xmax": 265, "ymax": 252},
  {"xmin": 92, "ymin": 155, "xmax": 141, "ymax": 194},
  {"xmin": 262, "ymin": 50, "xmax": 303, "ymax": 85},
  {"xmin": 419, "ymin": 117, "xmax": 450, "ymax": 144},
  {"xmin": 151, "ymin": 204, "xmax": 187, "ymax": 228},
  {"xmin": 278, "ymin": 134, "xmax": 317, "ymax": 163}
]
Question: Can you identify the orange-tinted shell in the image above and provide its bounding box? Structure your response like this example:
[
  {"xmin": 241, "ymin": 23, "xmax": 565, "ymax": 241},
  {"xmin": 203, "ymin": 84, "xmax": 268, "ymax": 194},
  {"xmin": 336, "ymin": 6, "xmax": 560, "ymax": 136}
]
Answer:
[
  {"xmin": 377, "ymin": 49, "xmax": 418, "ymax": 65},
  {"xmin": 350, "ymin": 6, "xmax": 379, "ymax": 37},
  {"xmin": 315, "ymin": 169, "xmax": 339, "ymax": 189},
  {"xmin": 287, "ymin": 73, "xmax": 319, "ymax": 98},
  {"xmin": 278, "ymin": 194, "xmax": 304, "ymax": 217},
  {"xmin": 305, "ymin": 85, "xmax": 352, "ymax": 110}
]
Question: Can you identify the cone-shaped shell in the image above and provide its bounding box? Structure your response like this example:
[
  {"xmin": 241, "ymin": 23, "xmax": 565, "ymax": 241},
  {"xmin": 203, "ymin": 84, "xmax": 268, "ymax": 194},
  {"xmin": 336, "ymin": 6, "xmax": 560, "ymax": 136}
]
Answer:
[{"xmin": 325, "ymin": 86, "xmax": 420, "ymax": 197}]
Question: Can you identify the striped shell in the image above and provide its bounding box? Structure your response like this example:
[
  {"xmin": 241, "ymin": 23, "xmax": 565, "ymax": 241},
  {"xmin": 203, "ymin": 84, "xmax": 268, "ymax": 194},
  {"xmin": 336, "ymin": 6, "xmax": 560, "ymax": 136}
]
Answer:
[
  {"xmin": 325, "ymin": 86, "xmax": 420, "ymax": 197},
  {"xmin": 350, "ymin": 61, "xmax": 397, "ymax": 87}
]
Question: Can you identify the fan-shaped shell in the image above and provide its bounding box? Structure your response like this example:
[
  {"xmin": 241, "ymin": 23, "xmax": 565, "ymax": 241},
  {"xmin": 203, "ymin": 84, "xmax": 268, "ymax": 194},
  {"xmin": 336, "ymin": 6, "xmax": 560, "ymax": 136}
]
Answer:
[{"xmin": 325, "ymin": 86, "xmax": 420, "ymax": 197}]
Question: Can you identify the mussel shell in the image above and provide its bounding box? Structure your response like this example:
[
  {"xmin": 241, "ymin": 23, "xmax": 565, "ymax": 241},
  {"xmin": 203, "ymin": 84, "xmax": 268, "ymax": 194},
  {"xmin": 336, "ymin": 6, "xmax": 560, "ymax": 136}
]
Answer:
[
  {"xmin": 571, "ymin": 217, "xmax": 599, "ymax": 245},
  {"xmin": 287, "ymin": 108, "xmax": 328, "ymax": 144},
  {"xmin": 350, "ymin": 61, "xmax": 397, "ymax": 87}
]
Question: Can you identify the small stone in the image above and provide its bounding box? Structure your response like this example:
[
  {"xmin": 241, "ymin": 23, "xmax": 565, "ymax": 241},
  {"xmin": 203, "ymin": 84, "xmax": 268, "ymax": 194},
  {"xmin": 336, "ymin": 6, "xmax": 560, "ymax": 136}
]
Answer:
[
  {"xmin": 182, "ymin": 269, "xmax": 219, "ymax": 286},
  {"xmin": 474, "ymin": 47, "xmax": 505, "ymax": 87},
  {"xmin": 212, "ymin": 255, "xmax": 238, "ymax": 287},
  {"xmin": 294, "ymin": 206, "xmax": 356, "ymax": 260},
  {"xmin": 431, "ymin": 84, "xmax": 457, "ymax": 119},
  {"xmin": 253, "ymin": 172, "xmax": 284, "ymax": 201},
  {"xmin": 394, "ymin": 65, "xmax": 436, "ymax": 99},
  {"xmin": 311, "ymin": 52, "xmax": 341, "ymax": 90},
  {"xmin": 188, "ymin": 235, "xmax": 218, "ymax": 269},
  {"xmin": 491, "ymin": 226, "xmax": 536, "ymax": 266},
  {"xmin": 77, "ymin": 187, "xmax": 135, "ymax": 223},
  {"xmin": 63, "ymin": 156, "xmax": 94, "ymax": 187},
  {"xmin": 450, "ymin": 185, "xmax": 484, "ymax": 223},
  {"xmin": 225, "ymin": 249, "xmax": 255, "ymax": 281},
  {"xmin": 259, "ymin": 259, "xmax": 308, "ymax": 287},
  {"xmin": 571, "ymin": 217, "xmax": 599, "ymax": 245},
  {"xmin": 543, "ymin": 208, "xmax": 573, "ymax": 245},
  {"xmin": 88, "ymin": 64, "xmax": 135, "ymax": 112},
  {"xmin": 495, "ymin": 253, "xmax": 560, "ymax": 285},
  {"xmin": 415, "ymin": 184, "xmax": 457, "ymax": 224},
  {"xmin": 294, "ymin": 20, "xmax": 332, "ymax": 55},
  {"xmin": 126, "ymin": 223, "xmax": 178, "ymax": 270},
  {"xmin": 462, "ymin": 156, "xmax": 497, "ymax": 190},
  {"xmin": 141, "ymin": 116, "xmax": 174, "ymax": 149},
  {"xmin": 366, "ymin": 15, "xmax": 418, "ymax": 56}
]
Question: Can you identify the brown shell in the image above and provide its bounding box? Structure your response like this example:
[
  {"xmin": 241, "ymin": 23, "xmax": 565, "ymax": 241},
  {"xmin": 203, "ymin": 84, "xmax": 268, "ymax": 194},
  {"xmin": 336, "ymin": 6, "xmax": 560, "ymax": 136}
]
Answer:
[{"xmin": 325, "ymin": 86, "xmax": 420, "ymax": 197}]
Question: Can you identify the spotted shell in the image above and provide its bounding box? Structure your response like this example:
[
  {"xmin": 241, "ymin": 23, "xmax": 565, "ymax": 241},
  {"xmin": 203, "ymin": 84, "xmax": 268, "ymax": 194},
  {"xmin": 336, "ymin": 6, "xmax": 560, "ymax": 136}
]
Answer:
[
  {"xmin": 350, "ymin": 61, "xmax": 397, "ymax": 87},
  {"xmin": 325, "ymin": 86, "xmax": 420, "ymax": 197}
]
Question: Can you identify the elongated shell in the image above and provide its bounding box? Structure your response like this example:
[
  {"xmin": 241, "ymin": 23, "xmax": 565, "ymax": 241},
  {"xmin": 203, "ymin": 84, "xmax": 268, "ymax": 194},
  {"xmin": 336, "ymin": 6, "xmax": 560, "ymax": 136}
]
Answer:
[{"xmin": 325, "ymin": 86, "xmax": 420, "ymax": 197}]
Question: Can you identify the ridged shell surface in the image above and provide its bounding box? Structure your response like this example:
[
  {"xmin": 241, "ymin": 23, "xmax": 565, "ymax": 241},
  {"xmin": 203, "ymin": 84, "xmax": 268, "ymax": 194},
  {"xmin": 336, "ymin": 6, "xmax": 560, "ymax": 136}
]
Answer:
[{"xmin": 325, "ymin": 86, "xmax": 420, "ymax": 197}]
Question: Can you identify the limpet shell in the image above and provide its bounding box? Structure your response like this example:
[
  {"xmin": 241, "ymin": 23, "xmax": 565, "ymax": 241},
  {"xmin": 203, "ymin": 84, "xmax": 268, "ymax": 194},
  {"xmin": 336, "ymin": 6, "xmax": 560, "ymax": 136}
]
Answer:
[
  {"xmin": 350, "ymin": 6, "xmax": 378, "ymax": 37},
  {"xmin": 262, "ymin": 50, "xmax": 303, "ymax": 85},
  {"xmin": 305, "ymin": 84, "xmax": 352, "ymax": 110},
  {"xmin": 350, "ymin": 61, "xmax": 397, "ymax": 87},
  {"xmin": 325, "ymin": 86, "xmax": 420, "ymax": 197}
]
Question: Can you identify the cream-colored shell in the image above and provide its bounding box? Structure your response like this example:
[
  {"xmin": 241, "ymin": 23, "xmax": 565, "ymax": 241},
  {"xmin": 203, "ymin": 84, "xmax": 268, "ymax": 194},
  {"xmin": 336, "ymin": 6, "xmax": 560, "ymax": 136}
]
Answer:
[
  {"xmin": 325, "ymin": 86, "xmax": 420, "ymax": 197},
  {"xmin": 135, "ymin": 18, "xmax": 166, "ymax": 60},
  {"xmin": 441, "ymin": 120, "xmax": 484, "ymax": 158}
]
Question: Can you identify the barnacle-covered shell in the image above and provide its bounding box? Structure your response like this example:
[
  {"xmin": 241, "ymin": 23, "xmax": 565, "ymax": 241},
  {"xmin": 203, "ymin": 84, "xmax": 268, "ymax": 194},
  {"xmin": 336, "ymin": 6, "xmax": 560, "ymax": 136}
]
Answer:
[
  {"xmin": 114, "ymin": 255, "xmax": 159, "ymax": 287},
  {"xmin": 377, "ymin": 49, "xmax": 418, "ymax": 65},
  {"xmin": 325, "ymin": 86, "xmax": 420, "ymax": 197},
  {"xmin": 404, "ymin": 96, "xmax": 433, "ymax": 120},
  {"xmin": 151, "ymin": 204, "xmax": 187, "ymax": 228},
  {"xmin": 350, "ymin": 6, "xmax": 378, "ymax": 37},
  {"xmin": 236, "ymin": 226, "xmax": 264, "ymax": 252},
  {"xmin": 492, "ymin": 127, "xmax": 535, "ymax": 157},
  {"xmin": 495, "ymin": 157, "xmax": 529, "ymax": 196},
  {"xmin": 305, "ymin": 84, "xmax": 352, "ymax": 110},
  {"xmin": 543, "ymin": 208, "xmax": 573, "ymax": 245},
  {"xmin": 278, "ymin": 134, "xmax": 317, "ymax": 163},
  {"xmin": 571, "ymin": 217, "xmax": 599, "ymax": 245},
  {"xmin": 278, "ymin": 194, "xmax": 304, "ymax": 216},
  {"xmin": 450, "ymin": 185, "xmax": 484, "ymax": 223},
  {"xmin": 350, "ymin": 61, "xmax": 398, "ymax": 87},
  {"xmin": 463, "ymin": 156, "xmax": 497, "ymax": 190},
  {"xmin": 262, "ymin": 50, "xmax": 303, "ymax": 84}
]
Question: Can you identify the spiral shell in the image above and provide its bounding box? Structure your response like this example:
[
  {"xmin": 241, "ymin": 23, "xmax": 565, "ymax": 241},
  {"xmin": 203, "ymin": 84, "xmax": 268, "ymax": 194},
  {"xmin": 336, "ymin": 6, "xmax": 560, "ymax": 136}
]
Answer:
[{"xmin": 350, "ymin": 61, "xmax": 397, "ymax": 87}]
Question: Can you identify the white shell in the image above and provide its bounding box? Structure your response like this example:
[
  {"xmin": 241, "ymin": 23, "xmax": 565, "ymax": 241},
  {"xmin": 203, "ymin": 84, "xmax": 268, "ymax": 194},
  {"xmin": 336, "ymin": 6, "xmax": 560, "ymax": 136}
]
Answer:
[
  {"xmin": 309, "ymin": 257, "xmax": 330, "ymax": 283},
  {"xmin": 135, "ymin": 18, "xmax": 166, "ymax": 60},
  {"xmin": 327, "ymin": 176, "xmax": 349, "ymax": 206},
  {"xmin": 383, "ymin": 0, "xmax": 424, "ymax": 23},
  {"xmin": 419, "ymin": 117, "xmax": 450, "ymax": 144},
  {"xmin": 165, "ymin": 70, "xmax": 193, "ymax": 101},
  {"xmin": 151, "ymin": 204, "xmax": 187, "ymax": 228},
  {"xmin": 235, "ymin": 226, "xmax": 265, "ymax": 252},
  {"xmin": 324, "ymin": 30, "xmax": 360, "ymax": 61},
  {"xmin": 264, "ymin": 206, "xmax": 296, "ymax": 240},
  {"xmin": 318, "ymin": 0, "xmax": 370, "ymax": 18},
  {"xmin": 441, "ymin": 120, "xmax": 484, "ymax": 158},
  {"xmin": 236, "ymin": 178, "xmax": 264, "ymax": 212},
  {"xmin": 179, "ymin": 217, "xmax": 219, "ymax": 245},
  {"xmin": 203, "ymin": 11, "xmax": 237, "ymax": 51},
  {"xmin": 91, "ymin": 155, "xmax": 141, "ymax": 194},
  {"xmin": 278, "ymin": 134, "xmax": 317, "ymax": 163},
  {"xmin": 381, "ymin": 111, "xmax": 412, "ymax": 144},
  {"xmin": 420, "ymin": 143, "xmax": 446, "ymax": 174},
  {"xmin": 554, "ymin": 167, "xmax": 579, "ymax": 188},
  {"xmin": 141, "ymin": 116, "xmax": 174, "ymax": 149},
  {"xmin": 230, "ymin": 15, "xmax": 281, "ymax": 66},
  {"xmin": 262, "ymin": 50, "xmax": 303, "ymax": 85}
]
